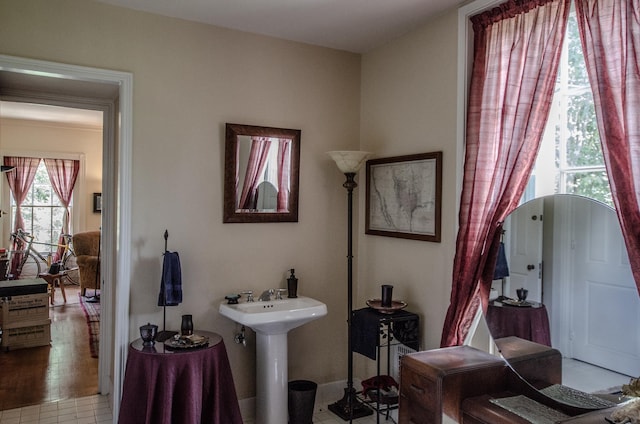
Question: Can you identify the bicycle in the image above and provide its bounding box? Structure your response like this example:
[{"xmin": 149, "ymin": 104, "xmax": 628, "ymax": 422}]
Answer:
[{"xmin": 7, "ymin": 228, "xmax": 79, "ymax": 284}]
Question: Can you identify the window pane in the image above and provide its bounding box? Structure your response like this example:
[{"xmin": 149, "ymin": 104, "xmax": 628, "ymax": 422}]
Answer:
[
  {"xmin": 9, "ymin": 159, "xmax": 71, "ymax": 246},
  {"xmin": 566, "ymin": 91, "xmax": 603, "ymax": 167},
  {"xmin": 565, "ymin": 171, "xmax": 612, "ymax": 207}
]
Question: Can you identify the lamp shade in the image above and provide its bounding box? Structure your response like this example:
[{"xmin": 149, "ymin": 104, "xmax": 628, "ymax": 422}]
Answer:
[{"xmin": 327, "ymin": 151, "xmax": 371, "ymax": 173}]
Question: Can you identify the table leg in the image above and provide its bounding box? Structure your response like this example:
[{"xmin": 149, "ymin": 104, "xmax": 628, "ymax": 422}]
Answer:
[
  {"xmin": 49, "ymin": 279, "xmax": 55, "ymax": 305},
  {"xmin": 57, "ymin": 276, "xmax": 67, "ymax": 303}
]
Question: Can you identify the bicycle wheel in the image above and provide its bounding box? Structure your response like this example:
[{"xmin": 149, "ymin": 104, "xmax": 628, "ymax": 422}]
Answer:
[
  {"xmin": 19, "ymin": 253, "xmax": 42, "ymax": 280},
  {"xmin": 63, "ymin": 253, "xmax": 79, "ymax": 285}
]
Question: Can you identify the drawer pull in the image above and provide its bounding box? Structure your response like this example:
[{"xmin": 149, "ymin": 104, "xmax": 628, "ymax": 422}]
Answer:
[{"xmin": 410, "ymin": 383, "xmax": 425, "ymax": 394}]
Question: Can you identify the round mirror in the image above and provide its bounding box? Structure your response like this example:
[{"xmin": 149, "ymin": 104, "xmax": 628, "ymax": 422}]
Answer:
[{"xmin": 486, "ymin": 194, "xmax": 639, "ymax": 408}]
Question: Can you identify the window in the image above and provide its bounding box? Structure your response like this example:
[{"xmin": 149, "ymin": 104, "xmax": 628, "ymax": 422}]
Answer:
[
  {"xmin": 528, "ymin": 8, "xmax": 612, "ymax": 207},
  {"xmin": 10, "ymin": 160, "xmax": 70, "ymax": 251}
]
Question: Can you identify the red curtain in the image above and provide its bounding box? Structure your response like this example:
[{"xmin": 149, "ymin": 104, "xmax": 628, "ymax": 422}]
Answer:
[
  {"xmin": 238, "ymin": 137, "xmax": 271, "ymax": 210},
  {"xmin": 4, "ymin": 156, "xmax": 41, "ymax": 276},
  {"xmin": 276, "ymin": 138, "xmax": 291, "ymax": 211},
  {"xmin": 441, "ymin": 0, "xmax": 570, "ymax": 347},
  {"xmin": 575, "ymin": 0, "xmax": 640, "ymax": 295},
  {"xmin": 44, "ymin": 158, "xmax": 80, "ymax": 261}
]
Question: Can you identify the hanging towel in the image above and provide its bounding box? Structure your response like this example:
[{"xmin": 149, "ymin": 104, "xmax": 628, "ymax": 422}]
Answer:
[
  {"xmin": 157, "ymin": 251, "xmax": 182, "ymax": 306},
  {"xmin": 493, "ymin": 241, "xmax": 510, "ymax": 280}
]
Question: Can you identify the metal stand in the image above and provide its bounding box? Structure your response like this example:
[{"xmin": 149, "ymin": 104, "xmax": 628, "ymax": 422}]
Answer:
[
  {"xmin": 156, "ymin": 229, "xmax": 177, "ymax": 342},
  {"xmin": 328, "ymin": 172, "xmax": 373, "ymax": 422}
]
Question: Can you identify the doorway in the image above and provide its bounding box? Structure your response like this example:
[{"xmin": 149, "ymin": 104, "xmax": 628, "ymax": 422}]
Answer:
[{"xmin": 0, "ymin": 54, "xmax": 133, "ymax": 417}]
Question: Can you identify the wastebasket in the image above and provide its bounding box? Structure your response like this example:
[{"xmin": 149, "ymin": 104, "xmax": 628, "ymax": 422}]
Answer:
[{"xmin": 288, "ymin": 380, "xmax": 317, "ymax": 424}]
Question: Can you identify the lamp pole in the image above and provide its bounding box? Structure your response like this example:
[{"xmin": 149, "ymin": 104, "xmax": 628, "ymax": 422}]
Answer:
[{"xmin": 327, "ymin": 152, "xmax": 373, "ymax": 422}]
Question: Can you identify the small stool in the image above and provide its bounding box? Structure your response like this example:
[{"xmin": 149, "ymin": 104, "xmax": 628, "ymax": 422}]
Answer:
[{"xmin": 38, "ymin": 271, "xmax": 68, "ymax": 305}]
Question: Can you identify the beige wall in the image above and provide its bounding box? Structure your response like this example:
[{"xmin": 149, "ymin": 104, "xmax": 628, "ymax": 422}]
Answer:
[
  {"xmin": 0, "ymin": 118, "xmax": 103, "ymax": 234},
  {"xmin": 359, "ymin": 8, "xmax": 460, "ymax": 368},
  {"xmin": 0, "ymin": 0, "xmax": 362, "ymax": 399},
  {"xmin": 0, "ymin": 0, "xmax": 463, "ymax": 401}
]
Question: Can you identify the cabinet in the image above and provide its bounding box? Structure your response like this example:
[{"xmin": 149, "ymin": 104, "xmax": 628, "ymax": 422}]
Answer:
[
  {"xmin": 352, "ymin": 308, "xmax": 419, "ymax": 423},
  {"xmin": 398, "ymin": 346, "xmax": 507, "ymax": 424}
]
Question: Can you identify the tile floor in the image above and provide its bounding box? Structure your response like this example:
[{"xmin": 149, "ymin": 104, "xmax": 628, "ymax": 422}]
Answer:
[
  {"xmin": 0, "ymin": 395, "xmax": 111, "ymax": 424},
  {"xmin": 562, "ymin": 358, "xmax": 631, "ymax": 394}
]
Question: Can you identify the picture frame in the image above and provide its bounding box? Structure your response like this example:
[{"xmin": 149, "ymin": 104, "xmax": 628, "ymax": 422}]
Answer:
[
  {"xmin": 365, "ymin": 152, "xmax": 442, "ymax": 242},
  {"xmin": 93, "ymin": 193, "xmax": 102, "ymax": 213}
]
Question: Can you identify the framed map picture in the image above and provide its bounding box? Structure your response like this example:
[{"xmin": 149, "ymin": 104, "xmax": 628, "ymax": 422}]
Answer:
[{"xmin": 365, "ymin": 152, "xmax": 442, "ymax": 242}]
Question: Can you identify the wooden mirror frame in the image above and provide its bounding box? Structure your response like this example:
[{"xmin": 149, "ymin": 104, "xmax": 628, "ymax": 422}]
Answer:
[{"xmin": 223, "ymin": 123, "xmax": 301, "ymax": 223}]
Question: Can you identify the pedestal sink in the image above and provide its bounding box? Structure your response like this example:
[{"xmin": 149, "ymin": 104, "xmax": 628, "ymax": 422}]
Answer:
[{"xmin": 219, "ymin": 296, "xmax": 327, "ymax": 424}]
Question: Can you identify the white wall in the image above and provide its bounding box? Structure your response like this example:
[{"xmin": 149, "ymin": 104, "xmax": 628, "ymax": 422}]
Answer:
[{"xmin": 359, "ymin": 8, "xmax": 460, "ymax": 377}]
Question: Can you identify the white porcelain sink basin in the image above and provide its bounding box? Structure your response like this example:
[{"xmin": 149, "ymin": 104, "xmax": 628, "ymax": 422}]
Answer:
[
  {"xmin": 219, "ymin": 295, "xmax": 327, "ymax": 335},
  {"xmin": 219, "ymin": 295, "xmax": 327, "ymax": 424}
]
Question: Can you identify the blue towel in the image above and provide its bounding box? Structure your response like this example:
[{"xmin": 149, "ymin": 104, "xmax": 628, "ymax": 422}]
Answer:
[
  {"xmin": 157, "ymin": 251, "xmax": 182, "ymax": 306},
  {"xmin": 493, "ymin": 242, "xmax": 510, "ymax": 280}
]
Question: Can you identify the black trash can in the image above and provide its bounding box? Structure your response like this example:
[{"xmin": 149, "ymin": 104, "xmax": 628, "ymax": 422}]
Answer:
[{"xmin": 288, "ymin": 380, "xmax": 317, "ymax": 424}]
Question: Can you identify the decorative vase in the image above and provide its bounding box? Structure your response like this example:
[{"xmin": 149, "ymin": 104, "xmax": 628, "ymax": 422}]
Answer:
[
  {"xmin": 381, "ymin": 284, "xmax": 394, "ymax": 307},
  {"xmin": 516, "ymin": 288, "xmax": 528, "ymax": 302},
  {"xmin": 140, "ymin": 322, "xmax": 158, "ymax": 346},
  {"xmin": 181, "ymin": 314, "xmax": 193, "ymax": 336}
]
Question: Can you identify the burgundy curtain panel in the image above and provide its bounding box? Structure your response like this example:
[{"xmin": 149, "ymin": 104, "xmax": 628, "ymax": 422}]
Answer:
[
  {"xmin": 276, "ymin": 138, "xmax": 291, "ymax": 211},
  {"xmin": 575, "ymin": 0, "xmax": 640, "ymax": 296},
  {"xmin": 441, "ymin": 0, "xmax": 570, "ymax": 347},
  {"xmin": 238, "ymin": 137, "xmax": 271, "ymax": 210},
  {"xmin": 44, "ymin": 158, "xmax": 80, "ymax": 261},
  {"xmin": 4, "ymin": 156, "xmax": 41, "ymax": 276}
]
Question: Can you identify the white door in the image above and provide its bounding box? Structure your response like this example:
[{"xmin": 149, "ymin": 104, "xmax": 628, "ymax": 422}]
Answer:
[
  {"xmin": 506, "ymin": 198, "xmax": 544, "ymax": 302},
  {"xmin": 570, "ymin": 199, "xmax": 640, "ymax": 377}
]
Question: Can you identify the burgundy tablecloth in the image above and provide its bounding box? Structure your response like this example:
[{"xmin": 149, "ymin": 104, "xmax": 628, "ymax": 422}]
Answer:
[
  {"xmin": 118, "ymin": 332, "xmax": 242, "ymax": 424},
  {"xmin": 485, "ymin": 303, "xmax": 551, "ymax": 347}
]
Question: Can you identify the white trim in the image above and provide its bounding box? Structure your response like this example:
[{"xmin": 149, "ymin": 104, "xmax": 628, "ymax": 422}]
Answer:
[{"xmin": 0, "ymin": 55, "xmax": 133, "ymax": 423}]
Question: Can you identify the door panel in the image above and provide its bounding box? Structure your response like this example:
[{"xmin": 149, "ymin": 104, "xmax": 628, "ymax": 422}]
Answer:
[
  {"xmin": 507, "ymin": 198, "xmax": 543, "ymax": 302},
  {"xmin": 570, "ymin": 199, "xmax": 640, "ymax": 376}
]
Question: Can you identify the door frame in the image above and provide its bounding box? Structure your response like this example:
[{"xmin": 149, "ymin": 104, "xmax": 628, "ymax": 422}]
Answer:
[{"xmin": 0, "ymin": 54, "xmax": 133, "ymax": 419}]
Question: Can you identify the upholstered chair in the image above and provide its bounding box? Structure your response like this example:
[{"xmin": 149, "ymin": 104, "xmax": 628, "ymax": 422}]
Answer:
[{"xmin": 72, "ymin": 231, "xmax": 100, "ymax": 296}]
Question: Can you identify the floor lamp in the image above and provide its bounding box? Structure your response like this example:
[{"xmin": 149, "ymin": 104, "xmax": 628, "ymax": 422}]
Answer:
[{"xmin": 327, "ymin": 151, "xmax": 373, "ymax": 422}]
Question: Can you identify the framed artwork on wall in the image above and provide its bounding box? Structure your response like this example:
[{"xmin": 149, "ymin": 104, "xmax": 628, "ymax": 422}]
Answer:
[
  {"xmin": 365, "ymin": 152, "xmax": 442, "ymax": 242},
  {"xmin": 93, "ymin": 193, "xmax": 102, "ymax": 213}
]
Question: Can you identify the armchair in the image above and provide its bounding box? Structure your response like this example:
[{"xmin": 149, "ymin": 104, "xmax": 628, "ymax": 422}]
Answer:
[{"xmin": 72, "ymin": 231, "xmax": 100, "ymax": 296}]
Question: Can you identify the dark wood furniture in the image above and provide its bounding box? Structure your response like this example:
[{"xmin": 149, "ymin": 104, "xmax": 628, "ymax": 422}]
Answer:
[
  {"xmin": 118, "ymin": 331, "xmax": 242, "ymax": 424},
  {"xmin": 398, "ymin": 339, "xmax": 617, "ymax": 424},
  {"xmin": 398, "ymin": 345, "xmax": 507, "ymax": 424}
]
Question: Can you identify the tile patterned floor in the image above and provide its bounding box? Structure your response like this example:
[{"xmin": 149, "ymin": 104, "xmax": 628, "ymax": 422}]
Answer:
[{"xmin": 0, "ymin": 395, "xmax": 111, "ymax": 424}]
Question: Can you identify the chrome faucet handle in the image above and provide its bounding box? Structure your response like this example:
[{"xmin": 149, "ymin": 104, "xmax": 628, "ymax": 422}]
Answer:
[
  {"xmin": 275, "ymin": 289, "xmax": 287, "ymax": 300},
  {"xmin": 241, "ymin": 291, "xmax": 254, "ymax": 302}
]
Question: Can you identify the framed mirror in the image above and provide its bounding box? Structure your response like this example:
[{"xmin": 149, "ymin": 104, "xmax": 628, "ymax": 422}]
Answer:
[
  {"xmin": 223, "ymin": 123, "xmax": 301, "ymax": 223},
  {"xmin": 486, "ymin": 194, "xmax": 639, "ymax": 406}
]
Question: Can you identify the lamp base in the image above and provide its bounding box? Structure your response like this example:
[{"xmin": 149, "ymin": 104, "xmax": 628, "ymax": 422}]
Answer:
[{"xmin": 328, "ymin": 387, "xmax": 373, "ymax": 421}]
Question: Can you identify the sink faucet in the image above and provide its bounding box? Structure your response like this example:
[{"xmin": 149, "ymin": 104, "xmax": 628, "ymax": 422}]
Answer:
[{"xmin": 259, "ymin": 289, "xmax": 274, "ymax": 301}]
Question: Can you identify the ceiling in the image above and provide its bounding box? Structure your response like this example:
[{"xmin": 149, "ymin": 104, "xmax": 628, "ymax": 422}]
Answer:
[
  {"xmin": 96, "ymin": 0, "xmax": 465, "ymax": 53},
  {"xmin": 1, "ymin": 0, "xmax": 464, "ymax": 126}
]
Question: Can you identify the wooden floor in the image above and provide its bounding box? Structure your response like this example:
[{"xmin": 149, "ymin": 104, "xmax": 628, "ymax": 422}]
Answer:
[{"xmin": 0, "ymin": 287, "xmax": 99, "ymax": 411}]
